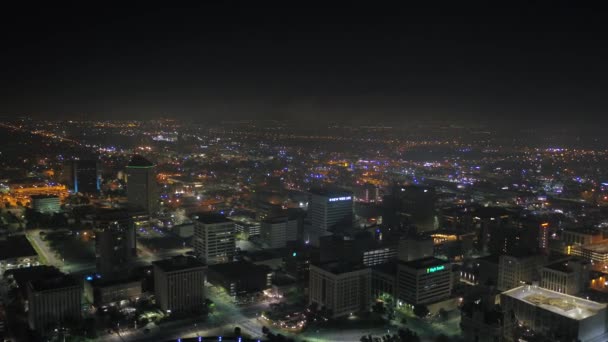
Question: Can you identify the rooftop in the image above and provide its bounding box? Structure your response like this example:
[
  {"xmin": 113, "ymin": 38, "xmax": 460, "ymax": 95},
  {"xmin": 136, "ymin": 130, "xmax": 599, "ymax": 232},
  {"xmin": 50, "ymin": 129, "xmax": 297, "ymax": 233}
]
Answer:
[
  {"xmin": 30, "ymin": 194, "xmax": 60, "ymax": 200},
  {"xmin": 312, "ymin": 261, "xmax": 368, "ymax": 275},
  {"xmin": 309, "ymin": 187, "xmax": 353, "ymax": 198},
  {"xmin": 153, "ymin": 256, "xmax": 206, "ymax": 273},
  {"xmin": 582, "ymin": 242, "xmax": 608, "ymax": 253},
  {"xmin": 502, "ymin": 285, "xmax": 606, "ymax": 320},
  {"xmin": 208, "ymin": 261, "xmax": 271, "ymax": 278},
  {"xmin": 0, "ymin": 235, "xmax": 37, "ymax": 260},
  {"xmin": 195, "ymin": 213, "xmax": 231, "ymax": 224},
  {"xmin": 127, "ymin": 155, "xmax": 155, "ymax": 168},
  {"xmin": 4, "ymin": 265, "xmax": 62, "ymax": 290},
  {"xmin": 29, "ymin": 274, "xmax": 79, "ymax": 292},
  {"xmin": 401, "ymin": 256, "xmax": 448, "ymax": 270}
]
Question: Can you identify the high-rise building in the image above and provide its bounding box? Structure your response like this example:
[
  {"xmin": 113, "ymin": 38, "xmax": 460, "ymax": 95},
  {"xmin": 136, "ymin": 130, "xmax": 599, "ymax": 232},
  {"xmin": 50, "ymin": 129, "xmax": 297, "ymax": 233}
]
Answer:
[
  {"xmin": 397, "ymin": 236, "xmax": 434, "ymax": 262},
  {"xmin": 194, "ymin": 213, "xmax": 235, "ymax": 265},
  {"xmin": 126, "ymin": 155, "xmax": 158, "ymax": 216},
  {"xmin": 27, "ymin": 274, "xmax": 82, "ymax": 333},
  {"xmin": 397, "ymin": 257, "xmax": 452, "ymax": 305},
  {"xmin": 383, "ymin": 185, "xmax": 437, "ymax": 232},
  {"xmin": 308, "ymin": 188, "xmax": 353, "ymax": 246},
  {"xmin": 61, "ymin": 160, "xmax": 100, "ymax": 194},
  {"xmin": 261, "ymin": 216, "xmax": 299, "ymax": 248},
  {"xmin": 308, "ymin": 262, "xmax": 371, "ymax": 318},
  {"xmin": 94, "ymin": 209, "xmax": 137, "ymax": 278},
  {"xmin": 153, "ymin": 256, "xmax": 206, "ymax": 314}
]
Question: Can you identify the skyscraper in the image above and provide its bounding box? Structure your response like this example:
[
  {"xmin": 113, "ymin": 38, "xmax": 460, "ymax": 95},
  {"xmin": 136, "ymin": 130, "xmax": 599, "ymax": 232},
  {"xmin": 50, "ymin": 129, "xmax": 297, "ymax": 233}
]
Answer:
[
  {"xmin": 193, "ymin": 213, "xmax": 235, "ymax": 265},
  {"xmin": 308, "ymin": 188, "xmax": 353, "ymax": 245},
  {"xmin": 94, "ymin": 209, "xmax": 137, "ymax": 278},
  {"xmin": 383, "ymin": 185, "xmax": 437, "ymax": 232},
  {"xmin": 60, "ymin": 159, "xmax": 100, "ymax": 194},
  {"xmin": 126, "ymin": 155, "xmax": 158, "ymax": 216}
]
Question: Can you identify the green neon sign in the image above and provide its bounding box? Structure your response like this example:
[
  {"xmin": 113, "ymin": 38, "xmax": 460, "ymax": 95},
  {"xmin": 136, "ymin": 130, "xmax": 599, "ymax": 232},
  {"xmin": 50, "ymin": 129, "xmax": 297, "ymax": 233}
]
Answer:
[{"xmin": 426, "ymin": 265, "xmax": 445, "ymax": 273}]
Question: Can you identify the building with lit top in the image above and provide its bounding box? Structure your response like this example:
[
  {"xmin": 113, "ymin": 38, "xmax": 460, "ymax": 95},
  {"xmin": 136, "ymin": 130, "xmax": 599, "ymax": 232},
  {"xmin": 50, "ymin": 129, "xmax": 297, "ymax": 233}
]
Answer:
[
  {"xmin": 397, "ymin": 257, "xmax": 452, "ymax": 305},
  {"xmin": 501, "ymin": 285, "xmax": 608, "ymax": 342},
  {"xmin": 308, "ymin": 188, "xmax": 353, "ymax": 246}
]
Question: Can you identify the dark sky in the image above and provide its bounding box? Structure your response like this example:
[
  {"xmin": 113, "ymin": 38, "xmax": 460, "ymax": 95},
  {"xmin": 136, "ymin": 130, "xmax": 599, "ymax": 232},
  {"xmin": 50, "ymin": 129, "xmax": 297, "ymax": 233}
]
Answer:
[{"xmin": 1, "ymin": 2, "xmax": 607, "ymax": 124}]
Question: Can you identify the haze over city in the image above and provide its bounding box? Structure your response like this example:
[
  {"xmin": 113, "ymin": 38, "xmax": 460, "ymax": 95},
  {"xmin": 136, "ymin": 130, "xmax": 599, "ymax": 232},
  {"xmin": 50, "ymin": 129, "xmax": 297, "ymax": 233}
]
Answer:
[{"xmin": 1, "ymin": 3, "xmax": 608, "ymax": 342}]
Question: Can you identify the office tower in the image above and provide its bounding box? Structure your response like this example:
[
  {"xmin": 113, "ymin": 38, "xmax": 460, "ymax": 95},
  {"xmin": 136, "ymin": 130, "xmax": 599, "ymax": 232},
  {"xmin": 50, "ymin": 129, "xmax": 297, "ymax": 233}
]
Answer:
[
  {"xmin": 397, "ymin": 236, "xmax": 434, "ymax": 262},
  {"xmin": 497, "ymin": 254, "xmax": 546, "ymax": 291},
  {"xmin": 308, "ymin": 188, "xmax": 353, "ymax": 245},
  {"xmin": 193, "ymin": 213, "xmax": 235, "ymax": 265},
  {"xmin": 207, "ymin": 261, "xmax": 272, "ymax": 298},
  {"xmin": 61, "ymin": 160, "xmax": 100, "ymax": 194},
  {"xmin": 502, "ymin": 285, "xmax": 608, "ymax": 342},
  {"xmin": 397, "ymin": 257, "xmax": 452, "ymax": 305},
  {"xmin": 94, "ymin": 209, "xmax": 136, "ymax": 278},
  {"xmin": 383, "ymin": 185, "xmax": 437, "ymax": 232},
  {"xmin": 261, "ymin": 216, "xmax": 299, "ymax": 248},
  {"xmin": 153, "ymin": 256, "xmax": 206, "ymax": 314},
  {"xmin": 27, "ymin": 274, "xmax": 82, "ymax": 333},
  {"xmin": 540, "ymin": 258, "xmax": 590, "ymax": 295},
  {"xmin": 126, "ymin": 155, "xmax": 158, "ymax": 216},
  {"xmin": 308, "ymin": 262, "xmax": 371, "ymax": 318}
]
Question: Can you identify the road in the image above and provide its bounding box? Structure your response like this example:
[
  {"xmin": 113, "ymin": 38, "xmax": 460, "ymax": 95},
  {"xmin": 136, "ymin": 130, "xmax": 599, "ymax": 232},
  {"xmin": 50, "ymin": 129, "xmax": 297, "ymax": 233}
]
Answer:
[{"xmin": 26, "ymin": 229, "xmax": 65, "ymax": 269}]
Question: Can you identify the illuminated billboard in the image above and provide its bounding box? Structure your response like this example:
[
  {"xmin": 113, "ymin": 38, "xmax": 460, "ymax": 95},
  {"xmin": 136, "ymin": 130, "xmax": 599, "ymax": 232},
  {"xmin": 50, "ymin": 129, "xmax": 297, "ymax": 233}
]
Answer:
[{"xmin": 328, "ymin": 196, "xmax": 352, "ymax": 202}]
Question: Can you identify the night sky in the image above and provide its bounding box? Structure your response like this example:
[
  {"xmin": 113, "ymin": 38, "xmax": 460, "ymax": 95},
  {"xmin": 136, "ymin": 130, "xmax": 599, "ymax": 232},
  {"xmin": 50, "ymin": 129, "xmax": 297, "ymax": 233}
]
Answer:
[{"xmin": 1, "ymin": 3, "xmax": 607, "ymax": 124}]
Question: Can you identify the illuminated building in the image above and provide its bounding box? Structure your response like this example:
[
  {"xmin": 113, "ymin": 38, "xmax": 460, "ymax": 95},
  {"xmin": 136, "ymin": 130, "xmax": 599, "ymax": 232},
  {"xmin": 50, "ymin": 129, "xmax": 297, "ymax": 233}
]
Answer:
[
  {"xmin": 31, "ymin": 195, "xmax": 60, "ymax": 214},
  {"xmin": 27, "ymin": 274, "xmax": 82, "ymax": 334},
  {"xmin": 501, "ymin": 285, "xmax": 608, "ymax": 342},
  {"xmin": 308, "ymin": 262, "xmax": 371, "ymax": 318},
  {"xmin": 540, "ymin": 258, "xmax": 589, "ymax": 295},
  {"xmin": 153, "ymin": 256, "xmax": 206, "ymax": 314},
  {"xmin": 126, "ymin": 155, "xmax": 158, "ymax": 216},
  {"xmin": 308, "ymin": 188, "xmax": 353, "ymax": 246},
  {"xmin": 194, "ymin": 213, "xmax": 235, "ymax": 265},
  {"xmin": 397, "ymin": 257, "xmax": 452, "ymax": 305}
]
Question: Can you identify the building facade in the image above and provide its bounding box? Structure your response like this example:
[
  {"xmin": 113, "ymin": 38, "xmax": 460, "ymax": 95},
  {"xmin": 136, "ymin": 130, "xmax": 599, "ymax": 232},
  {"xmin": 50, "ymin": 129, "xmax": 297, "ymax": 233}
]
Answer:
[
  {"xmin": 308, "ymin": 262, "xmax": 371, "ymax": 318},
  {"xmin": 27, "ymin": 275, "xmax": 82, "ymax": 333},
  {"xmin": 397, "ymin": 257, "xmax": 452, "ymax": 305},
  {"xmin": 153, "ymin": 256, "xmax": 206, "ymax": 314},
  {"xmin": 540, "ymin": 258, "xmax": 589, "ymax": 295},
  {"xmin": 126, "ymin": 155, "xmax": 158, "ymax": 216},
  {"xmin": 261, "ymin": 216, "xmax": 298, "ymax": 249},
  {"xmin": 31, "ymin": 195, "xmax": 61, "ymax": 214},
  {"xmin": 194, "ymin": 213, "xmax": 235, "ymax": 265}
]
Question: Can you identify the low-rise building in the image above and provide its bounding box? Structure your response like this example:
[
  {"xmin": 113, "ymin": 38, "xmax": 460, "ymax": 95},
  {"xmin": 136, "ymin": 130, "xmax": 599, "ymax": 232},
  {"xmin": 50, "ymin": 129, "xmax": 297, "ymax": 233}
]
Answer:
[
  {"xmin": 207, "ymin": 261, "xmax": 272, "ymax": 298},
  {"xmin": 540, "ymin": 258, "xmax": 589, "ymax": 295},
  {"xmin": 84, "ymin": 277, "xmax": 142, "ymax": 307},
  {"xmin": 0, "ymin": 235, "xmax": 39, "ymax": 272},
  {"xmin": 501, "ymin": 285, "xmax": 608, "ymax": 342},
  {"xmin": 31, "ymin": 195, "xmax": 61, "ymax": 214},
  {"xmin": 260, "ymin": 216, "xmax": 298, "ymax": 249}
]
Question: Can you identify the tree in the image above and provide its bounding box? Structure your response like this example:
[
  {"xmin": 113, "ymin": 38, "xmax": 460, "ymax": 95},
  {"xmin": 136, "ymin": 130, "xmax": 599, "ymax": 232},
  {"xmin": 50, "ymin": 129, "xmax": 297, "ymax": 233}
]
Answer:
[
  {"xmin": 413, "ymin": 305, "xmax": 429, "ymax": 319},
  {"xmin": 262, "ymin": 326, "xmax": 270, "ymax": 335},
  {"xmin": 434, "ymin": 334, "xmax": 450, "ymax": 342},
  {"xmin": 398, "ymin": 328, "xmax": 420, "ymax": 342},
  {"xmin": 234, "ymin": 326, "xmax": 241, "ymax": 336},
  {"xmin": 438, "ymin": 308, "xmax": 448, "ymax": 321}
]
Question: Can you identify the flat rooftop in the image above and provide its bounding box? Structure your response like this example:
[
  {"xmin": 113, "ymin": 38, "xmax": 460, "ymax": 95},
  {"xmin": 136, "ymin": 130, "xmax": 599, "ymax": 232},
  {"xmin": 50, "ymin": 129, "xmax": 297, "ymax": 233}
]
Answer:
[
  {"xmin": 208, "ymin": 261, "xmax": 270, "ymax": 278},
  {"xmin": 0, "ymin": 235, "xmax": 37, "ymax": 260},
  {"xmin": 29, "ymin": 274, "xmax": 79, "ymax": 292},
  {"xmin": 401, "ymin": 256, "xmax": 448, "ymax": 270},
  {"xmin": 153, "ymin": 256, "xmax": 206, "ymax": 272},
  {"xmin": 582, "ymin": 242, "xmax": 608, "ymax": 253},
  {"xmin": 195, "ymin": 213, "xmax": 231, "ymax": 224},
  {"xmin": 30, "ymin": 194, "xmax": 60, "ymax": 200},
  {"xmin": 502, "ymin": 285, "xmax": 606, "ymax": 320},
  {"xmin": 309, "ymin": 187, "xmax": 353, "ymax": 198},
  {"xmin": 312, "ymin": 261, "xmax": 367, "ymax": 275}
]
